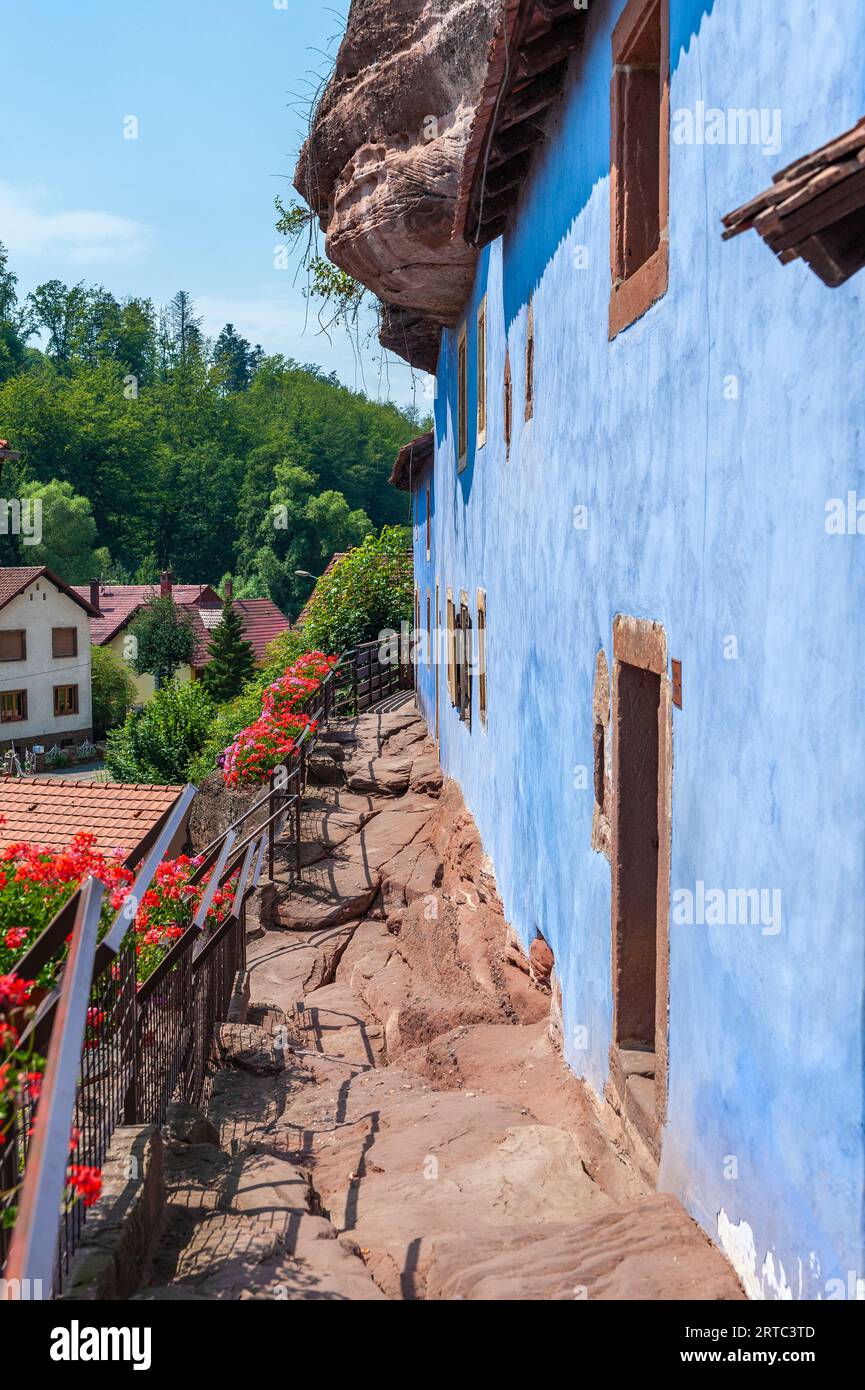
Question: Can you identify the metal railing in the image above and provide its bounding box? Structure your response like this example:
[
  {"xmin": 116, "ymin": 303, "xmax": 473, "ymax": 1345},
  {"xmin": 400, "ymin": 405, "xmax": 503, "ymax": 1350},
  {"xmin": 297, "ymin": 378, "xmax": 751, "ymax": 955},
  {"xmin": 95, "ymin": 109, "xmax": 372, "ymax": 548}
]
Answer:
[
  {"xmin": 1, "ymin": 784, "xmax": 266, "ymax": 1296},
  {"xmin": 1, "ymin": 642, "xmax": 415, "ymax": 1297}
]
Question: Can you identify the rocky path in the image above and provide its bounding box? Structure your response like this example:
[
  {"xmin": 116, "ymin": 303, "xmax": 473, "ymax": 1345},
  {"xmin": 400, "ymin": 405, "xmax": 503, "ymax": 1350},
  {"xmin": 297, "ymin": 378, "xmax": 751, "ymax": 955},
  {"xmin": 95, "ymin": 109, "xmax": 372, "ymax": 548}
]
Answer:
[{"xmin": 147, "ymin": 706, "xmax": 744, "ymax": 1301}]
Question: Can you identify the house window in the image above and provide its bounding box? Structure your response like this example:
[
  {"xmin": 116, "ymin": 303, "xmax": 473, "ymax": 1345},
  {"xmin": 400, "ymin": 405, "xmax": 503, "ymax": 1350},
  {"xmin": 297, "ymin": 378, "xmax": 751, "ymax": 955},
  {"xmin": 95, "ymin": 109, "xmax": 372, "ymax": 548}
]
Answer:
[
  {"xmin": 446, "ymin": 588, "xmax": 456, "ymax": 703},
  {"xmin": 525, "ymin": 299, "xmax": 535, "ymax": 421},
  {"xmin": 594, "ymin": 722, "xmax": 606, "ymax": 810},
  {"xmin": 426, "ymin": 590, "xmax": 431, "ymax": 667},
  {"xmin": 0, "ymin": 630, "xmax": 26, "ymax": 662},
  {"xmin": 1, "ymin": 689, "xmax": 27, "ymax": 723},
  {"xmin": 504, "ymin": 349, "xmax": 512, "ymax": 459},
  {"xmin": 52, "ymin": 627, "xmax": 78, "ymax": 659},
  {"xmin": 54, "ymin": 684, "xmax": 79, "ymax": 717},
  {"xmin": 609, "ymin": 0, "xmax": 669, "ymax": 338},
  {"xmin": 477, "ymin": 296, "xmax": 487, "ymax": 447},
  {"xmin": 457, "ymin": 323, "xmax": 468, "ymax": 471},
  {"xmin": 455, "ymin": 592, "xmax": 472, "ymax": 727},
  {"xmin": 477, "ymin": 589, "xmax": 488, "ymax": 729},
  {"xmin": 425, "ymin": 481, "xmax": 431, "ymax": 562},
  {"xmin": 414, "ymin": 587, "xmax": 420, "ymax": 667}
]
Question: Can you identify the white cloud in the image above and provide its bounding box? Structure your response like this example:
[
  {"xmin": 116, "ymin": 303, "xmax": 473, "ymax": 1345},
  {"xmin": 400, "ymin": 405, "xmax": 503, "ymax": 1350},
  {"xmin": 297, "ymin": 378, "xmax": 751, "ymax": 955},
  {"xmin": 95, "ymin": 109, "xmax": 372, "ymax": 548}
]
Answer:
[{"xmin": 0, "ymin": 181, "xmax": 151, "ymax": 266}]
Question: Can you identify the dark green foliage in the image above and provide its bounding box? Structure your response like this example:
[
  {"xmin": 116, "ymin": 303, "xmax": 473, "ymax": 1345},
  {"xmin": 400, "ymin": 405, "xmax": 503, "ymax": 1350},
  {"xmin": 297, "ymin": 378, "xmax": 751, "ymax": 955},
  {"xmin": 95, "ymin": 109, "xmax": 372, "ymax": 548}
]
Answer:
[
  {"xmin": 128, "ymin": 595, "xmax": 197, "ymax": 685},
  {"xmin": 299, "ymin": 526, "xmax": 414, "ymax": 652},
  {"xmin": 0, "ymin": 241, "xmax": 424, "ymax": 602},
  {"xmin": 201, "ymin": 599, "xmax": 256, "ymax": 702},
  {"xmin": 91, "ymin": 643, "xmax": 137, "ymax": 740},
  {"xmin": 104, "ymin": 680, "xmax": 214, "ymax": 783}
]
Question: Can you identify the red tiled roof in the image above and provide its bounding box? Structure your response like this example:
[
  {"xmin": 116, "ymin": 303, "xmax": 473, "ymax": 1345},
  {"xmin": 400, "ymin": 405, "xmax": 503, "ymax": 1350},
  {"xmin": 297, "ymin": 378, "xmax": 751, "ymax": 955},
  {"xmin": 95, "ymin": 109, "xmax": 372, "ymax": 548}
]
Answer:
[
  {"xmin": 0, "ymin": 779, "xmax": 185, "ymax": 862},
  {"xmin": 72, "ymin": 583, "xmax": 222, "ymax": 645},
  {"xmin": 0, "ymin": 568, "xmax": 100, "ymax": 617},
  {"xmin": 187, "ymin": 597, "xmax": 291, "ymax": 668},
  {"xmin": 390, "ymin": 431, "xmax": 434, "ymax": 491}
]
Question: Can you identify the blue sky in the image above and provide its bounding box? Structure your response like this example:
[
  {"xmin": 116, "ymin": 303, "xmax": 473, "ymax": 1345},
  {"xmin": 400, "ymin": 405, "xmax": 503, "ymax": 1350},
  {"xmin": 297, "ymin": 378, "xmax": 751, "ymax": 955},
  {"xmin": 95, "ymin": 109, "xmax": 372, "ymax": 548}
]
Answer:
[{"xmin": 0, "ymin": 0, "xmax": 427, "ymax": 407}]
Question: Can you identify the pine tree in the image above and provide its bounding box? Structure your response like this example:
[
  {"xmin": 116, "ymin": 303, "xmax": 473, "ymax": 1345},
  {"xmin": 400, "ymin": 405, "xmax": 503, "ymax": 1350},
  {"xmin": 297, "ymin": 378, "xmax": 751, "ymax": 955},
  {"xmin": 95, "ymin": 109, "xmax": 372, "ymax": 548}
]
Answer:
[{"xmin": 201, "ymin": 598, "xmax": 256, "ymax": 702}]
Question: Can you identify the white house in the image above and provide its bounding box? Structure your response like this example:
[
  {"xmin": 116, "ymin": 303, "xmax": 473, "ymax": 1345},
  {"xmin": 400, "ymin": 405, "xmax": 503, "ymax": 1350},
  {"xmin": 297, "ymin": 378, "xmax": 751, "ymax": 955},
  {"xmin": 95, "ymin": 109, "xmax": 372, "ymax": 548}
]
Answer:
[{"xmin": 0, "ymin": 567, "xmax": 99, "ymax": 758}]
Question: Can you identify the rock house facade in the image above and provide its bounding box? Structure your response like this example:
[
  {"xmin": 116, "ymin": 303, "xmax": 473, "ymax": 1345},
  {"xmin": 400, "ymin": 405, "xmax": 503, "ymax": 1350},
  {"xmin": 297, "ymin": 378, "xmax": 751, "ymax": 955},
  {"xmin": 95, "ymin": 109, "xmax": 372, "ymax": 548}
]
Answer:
[{"xmin": 298, "ymin": 0, "xmax": 865, "ymax": 1299}]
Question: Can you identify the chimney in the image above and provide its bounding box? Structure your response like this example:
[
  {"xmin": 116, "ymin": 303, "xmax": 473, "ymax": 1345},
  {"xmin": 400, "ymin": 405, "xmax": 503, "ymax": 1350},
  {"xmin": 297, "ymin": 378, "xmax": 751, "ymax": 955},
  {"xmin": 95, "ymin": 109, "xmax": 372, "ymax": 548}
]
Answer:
[
  {"xmin": 89, "ymin": 578, "xmax": 101, "ymax": 612},
  {"xmin": 224, "ymin": 578, "xmax": 233, "ymax": 601},
  {"xmin": 160, "ymin": 569, "xmax": 173, "ymax": 599}
]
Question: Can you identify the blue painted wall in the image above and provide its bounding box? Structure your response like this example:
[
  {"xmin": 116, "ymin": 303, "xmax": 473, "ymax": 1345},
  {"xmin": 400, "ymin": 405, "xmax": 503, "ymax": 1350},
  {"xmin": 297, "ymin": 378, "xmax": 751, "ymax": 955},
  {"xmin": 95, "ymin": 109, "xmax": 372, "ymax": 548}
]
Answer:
[{"xmin": 410, "ymin": 0, "xmax": 865, "ymax": 1299}]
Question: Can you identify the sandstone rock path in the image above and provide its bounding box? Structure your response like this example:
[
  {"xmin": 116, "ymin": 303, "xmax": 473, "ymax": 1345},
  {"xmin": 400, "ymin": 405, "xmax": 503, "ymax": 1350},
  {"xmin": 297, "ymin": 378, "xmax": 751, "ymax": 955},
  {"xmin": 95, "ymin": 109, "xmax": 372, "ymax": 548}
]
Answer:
[{"xmin": 145, "ymin": 705, "xmax": 744, "ymax": 1301}]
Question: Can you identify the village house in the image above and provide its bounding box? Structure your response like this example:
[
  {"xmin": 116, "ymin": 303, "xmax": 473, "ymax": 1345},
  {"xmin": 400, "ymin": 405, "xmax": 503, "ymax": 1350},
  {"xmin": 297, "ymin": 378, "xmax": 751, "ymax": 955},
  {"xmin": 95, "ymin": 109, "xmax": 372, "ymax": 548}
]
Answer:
[
  {"xmin": 76, "ymin": 573, "xmax": 291, "ymax": 706},
  {"xmin": 297, "ymin": 0, "xmax": 865, "ymax": 1299},
  {"xmin": 0, "ymin": 567, "xmax": 99, "ymax": 759}
]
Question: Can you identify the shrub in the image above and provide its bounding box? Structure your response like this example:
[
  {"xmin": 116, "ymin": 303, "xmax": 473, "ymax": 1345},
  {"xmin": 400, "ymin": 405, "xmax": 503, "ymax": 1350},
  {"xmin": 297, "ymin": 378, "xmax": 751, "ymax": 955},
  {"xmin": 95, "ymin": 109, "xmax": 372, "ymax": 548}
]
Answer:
[
  {"xmin": 104, "ymin": 679, "xmax": 214, "ymax": 784},
  {"xmin": 91, "ymin": 643, "xmax": 136, "ymax": 740},
  {"xmin": 298, "ymin": 526, "xmax": 413, "ymax": 653}
]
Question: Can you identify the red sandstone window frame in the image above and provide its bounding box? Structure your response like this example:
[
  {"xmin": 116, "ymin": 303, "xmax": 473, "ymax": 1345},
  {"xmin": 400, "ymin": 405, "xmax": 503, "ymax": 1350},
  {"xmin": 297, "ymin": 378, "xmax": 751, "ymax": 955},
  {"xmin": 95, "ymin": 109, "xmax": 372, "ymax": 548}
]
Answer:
[
  {"xmin": 525, "ymin": 299, "xmax": 535, "ymax": 421},
  {"xmin": 477, "ymin": 296, "xmax": 487, "ymax": 448},
  {"xmin": 609, "ymin": 0, "xmax": 670, "ymax": 339},
  {"xmin": 477, "ymin": 588, "xmax": 488, "ymax": 730},
  {"xmin": 425, "ymin": 481, "xmax": 431, "ymax": 562},
  {"xmin": 504, "ymin": 349, "xmax": 512, "ymax": 459},
  {"xmin": 457, "ymin": 323, "xmax": 468, "ymax": 471}
]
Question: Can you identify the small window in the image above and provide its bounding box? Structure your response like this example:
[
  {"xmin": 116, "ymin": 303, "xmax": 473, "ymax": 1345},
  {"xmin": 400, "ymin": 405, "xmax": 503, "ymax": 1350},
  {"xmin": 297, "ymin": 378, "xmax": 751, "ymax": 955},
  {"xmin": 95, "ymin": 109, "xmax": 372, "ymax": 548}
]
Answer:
[
  {"xmin": 477, "ymin": 296, "xmax": 487, "ymax": 447},
  {"xmin": 426, "ymin": 590, "xmax": 431, "ymax": 667},
  {"xmin": 52, "ymin": 627, "xmax": 78, "ymax": 659},
  {"xmin": 457, "ymin": 323, "xmax": 468, "ymax": 471},
  {"xmin": 594, "ymin": 722, "xmax": 606, "ymax": 810},
  {"xmin": 0, "ymin": 630, "xmax": 26, "ymax": 662},
  {"xmin": 446, "ymin": 588, "xmax": 456, "ymax": 703},
  {"xmin": 525, "ymin": 299, "xmax": 534, "ymax": 422},
  {"xmin": 1, "ymin": 689, "xmax": 27, "ymax": 723},
  {"xmin": 54, "ymin": 684, "xmax": 79, "ymax": 717},
  {"xmin": 455, "ymin": 592, "xmax": 472, "ymax": 727},
  {"xmin": 414, "ymin": 587, "xmax": 420, "ymax": 667},
  {"xmin": 425, "ymin": 481, "xmax": 431, "ymax": 562},
  {"xmin": 610, "ymin": 0, "xmax": 669, "ymax": 337},
  {"xmin": 477, "ymin": 589, "xmax": 488, "ymax": 729},
  {"xmin": 504, "ymin": 349, "xmax": 512, "ymax": 459}
]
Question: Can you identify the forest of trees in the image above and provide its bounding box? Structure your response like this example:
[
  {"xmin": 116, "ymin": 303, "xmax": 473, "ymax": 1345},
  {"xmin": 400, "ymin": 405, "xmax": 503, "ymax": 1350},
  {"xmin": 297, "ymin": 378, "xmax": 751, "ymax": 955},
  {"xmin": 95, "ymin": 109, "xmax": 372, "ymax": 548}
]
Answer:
[{"xmin": 0, "ymin": 242, "xmax": 421, "ymax": 616}]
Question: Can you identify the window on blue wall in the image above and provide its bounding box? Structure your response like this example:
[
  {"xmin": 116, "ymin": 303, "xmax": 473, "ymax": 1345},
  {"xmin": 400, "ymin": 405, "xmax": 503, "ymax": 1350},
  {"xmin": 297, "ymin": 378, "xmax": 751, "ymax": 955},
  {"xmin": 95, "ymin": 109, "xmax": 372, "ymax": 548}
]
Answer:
[
  {"xmin": 504, "ymin": 349, "xmax": 512, "ymax": 459},
  {"xmin": 477, "ymin": 296, "xmax": 487, "ymax": 448},
  {"xmin": 457, "ymin": 323, "xmax": 468, "ymax": 471},
  {"xmin": 525, "ymin": 299, "xmax": 534, "ymax": 422},
  {"xmin": 477, "ymin": 589, "xmax": 487, "ymax": 730},
  {"xmin": 425, "ymin": 481, "xmax": 431, "ymax": 561},
  {"xmin": 609, "ymin": 0, "xmax": 669, "ymax": 337}
]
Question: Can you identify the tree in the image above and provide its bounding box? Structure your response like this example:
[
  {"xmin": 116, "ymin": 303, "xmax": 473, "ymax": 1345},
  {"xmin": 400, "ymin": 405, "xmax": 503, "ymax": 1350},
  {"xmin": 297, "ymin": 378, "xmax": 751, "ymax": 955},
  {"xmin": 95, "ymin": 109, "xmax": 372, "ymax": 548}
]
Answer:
[
  {"xmin": 104, "ymin": 679, "xmax": 214, "ymax": 783},
  {"xmin": 17, "ymin": 479, "xmax": 111, "ymax": 581},
  {"xmin": 27, "ymin": 280, "xmax": 89, "ymax": 365},
  {"xmin": 213, "ymin": 324, "xmax": 253, "ymax": 393},
  {"xmin": 128, "ymin": 595, "xmax": 196, "ymax": 687},
  {"xmin": 165, "ymin": 290, "xmax": 202, "ymax": 367},
  {"xmin": 201, "ymin": 598, "xmax": 256, "ymax": 702},
  {"xmin": 91, "ymin": 643, "xmax": 137, "ymax": 740}
]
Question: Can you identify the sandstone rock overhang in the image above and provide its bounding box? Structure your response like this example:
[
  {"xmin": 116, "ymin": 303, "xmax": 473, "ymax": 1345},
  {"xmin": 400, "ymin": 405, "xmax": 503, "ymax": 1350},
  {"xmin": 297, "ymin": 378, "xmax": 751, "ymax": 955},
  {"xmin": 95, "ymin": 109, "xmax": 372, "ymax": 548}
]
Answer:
[
  {"xmin": 294, "ymin": 0, "xmax": 502, "ymax": 374},
  {"xmin": 390, "ymin": 429, "xmax": 434, "ymax": 491}
]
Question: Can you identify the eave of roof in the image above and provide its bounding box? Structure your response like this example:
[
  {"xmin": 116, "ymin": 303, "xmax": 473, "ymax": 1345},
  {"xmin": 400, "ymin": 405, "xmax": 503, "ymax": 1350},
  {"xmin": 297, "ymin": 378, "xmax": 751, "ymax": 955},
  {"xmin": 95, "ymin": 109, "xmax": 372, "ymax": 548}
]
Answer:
[
  {"xmin": 0, "ymin": 779, "xmax": 185, "ymax": 864},
  {"xmin": 722, "ymin": 116, "xmax": 865, "ymax": 287},
  {"xmin": 0, "ymin": 567, "xmax": 101, "ymax": 618},
  {"xmin": 453, "ymin": 0, "xmax": 589, "ymax": 250},
  {"xmin": 389, "ymin": 431, "xmax": 435, "ymax": 492}
]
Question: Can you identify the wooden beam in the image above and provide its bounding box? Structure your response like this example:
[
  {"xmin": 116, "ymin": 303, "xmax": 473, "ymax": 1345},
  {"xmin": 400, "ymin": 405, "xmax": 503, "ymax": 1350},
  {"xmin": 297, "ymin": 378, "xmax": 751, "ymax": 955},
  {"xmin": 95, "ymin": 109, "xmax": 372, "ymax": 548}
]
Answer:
[
  {"xmin": 485, "ymin": 151, "xmax": 532, "ymax": 197},
  {"xmin": 488, "ymin": 120, "xmax": 547, "ymax": 167},
  {"xmin": 517, "ymin": 17, "xmax": 586, "ymax": 80},
  {"xmin": 499, "ymin": 64, "xmax": 566, "ymax": 130}
]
